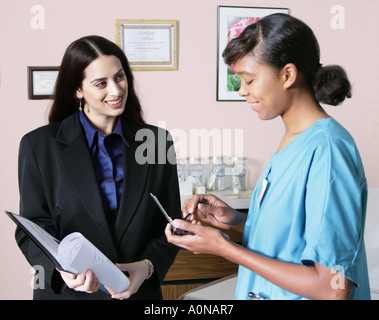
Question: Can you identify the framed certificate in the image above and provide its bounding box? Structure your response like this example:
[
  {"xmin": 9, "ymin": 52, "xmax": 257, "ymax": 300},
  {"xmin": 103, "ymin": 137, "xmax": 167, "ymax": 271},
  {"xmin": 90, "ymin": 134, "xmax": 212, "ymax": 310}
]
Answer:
[
  {"xmin": 28, "ymin": 66, "xmax": 59, "ymax": 100},
  {"xmin": 116, "ymin": 19, "xmax": 178, "ymax": 71}
]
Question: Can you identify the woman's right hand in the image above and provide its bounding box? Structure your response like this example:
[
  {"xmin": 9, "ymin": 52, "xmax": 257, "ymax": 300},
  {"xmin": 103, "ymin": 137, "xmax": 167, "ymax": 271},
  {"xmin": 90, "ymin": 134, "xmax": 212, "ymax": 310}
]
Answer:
[
  {"xmin": 58, "ymin": 269, "xmax": 100, "ymax": 293},
  {"xmin": 182, "ymin": 194, "xmax": 246, "ymax": 233}
]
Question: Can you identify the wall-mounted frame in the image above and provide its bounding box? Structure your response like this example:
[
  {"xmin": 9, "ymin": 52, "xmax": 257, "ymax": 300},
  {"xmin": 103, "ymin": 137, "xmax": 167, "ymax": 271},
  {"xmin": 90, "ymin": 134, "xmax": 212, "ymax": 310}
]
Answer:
[
  {"xmin": 28, "ymin": 66, "xmax": 59, "ymax": 100},
  {"xmin": 116, "ymin": 19, "xmax": 178, "ymax": 71},
  {"xmin": 217, "ymin": 6, "xmax": 289, "ymax": 101}
]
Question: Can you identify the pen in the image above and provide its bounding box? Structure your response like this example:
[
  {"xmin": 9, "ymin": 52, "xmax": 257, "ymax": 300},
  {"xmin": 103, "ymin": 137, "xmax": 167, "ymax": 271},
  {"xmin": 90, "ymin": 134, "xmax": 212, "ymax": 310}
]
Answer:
[
  {"xmin": 181, "ymin": 197, "xmax": 230, "ymax": 240},
  {"xmin": 183, "ymin": 198, "xmax": 207, "ymax": 220}
]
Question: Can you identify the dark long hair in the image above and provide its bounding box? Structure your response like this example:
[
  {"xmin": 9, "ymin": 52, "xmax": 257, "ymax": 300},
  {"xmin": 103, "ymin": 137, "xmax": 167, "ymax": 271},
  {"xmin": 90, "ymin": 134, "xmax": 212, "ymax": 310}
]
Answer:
[
  {"xmin": 223, "ymin": 13, "xmax": 351, "ymax": 106},
  {"xmin": 49, "ymin": 35, "xmax": 145, "ymax": 124}
]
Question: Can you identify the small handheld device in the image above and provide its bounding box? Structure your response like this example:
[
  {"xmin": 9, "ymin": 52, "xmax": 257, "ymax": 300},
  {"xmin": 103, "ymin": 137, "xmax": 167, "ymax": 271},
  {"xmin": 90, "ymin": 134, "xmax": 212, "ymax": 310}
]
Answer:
[{"xmin": 150, "ymin": 193, "xmax": 195, "ymax": 236}]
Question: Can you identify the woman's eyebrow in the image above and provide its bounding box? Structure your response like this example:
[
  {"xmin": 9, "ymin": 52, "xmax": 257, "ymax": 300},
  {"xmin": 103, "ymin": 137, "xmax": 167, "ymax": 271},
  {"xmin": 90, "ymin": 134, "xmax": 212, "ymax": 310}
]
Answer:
[
  {"xmin": 115, "ymin": 68, "xmax": 124, "ymax": 75},
  {"xmin": 90, "ymin": 68, "xmax": 124, "ymax": 84}
]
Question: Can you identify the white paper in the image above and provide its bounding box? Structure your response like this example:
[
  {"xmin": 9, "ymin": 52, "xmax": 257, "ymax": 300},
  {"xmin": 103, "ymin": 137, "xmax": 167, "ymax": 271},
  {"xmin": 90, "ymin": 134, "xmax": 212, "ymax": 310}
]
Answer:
[
  {"xmin": 58, "ymin": 232, "xmax": 129, "ymax": 293},
  {"xmin": 257, "ymin": 178, "xmax": 268, "ymax": 208},
  {"xmin": 11, "ymin": 214, "xmax": 60, "ymax": 262},
  {"xmin": 32, "ymin": 70, "xmax": 58, "ymax": 95},
  {"xmin": 123, "ymin": 26, "xmax": 171, "ymax": 63}
]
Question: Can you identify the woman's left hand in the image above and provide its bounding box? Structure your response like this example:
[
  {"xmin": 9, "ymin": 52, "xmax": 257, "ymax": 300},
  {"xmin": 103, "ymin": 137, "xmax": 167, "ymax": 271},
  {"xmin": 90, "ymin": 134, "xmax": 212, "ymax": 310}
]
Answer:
[
  {"xmin": 164, "ymin": 219, "xmax": 228, "ymax": 255},
  {"xmin": 106, "ymin": 261, "xmax": 150, "ymax": 300}
]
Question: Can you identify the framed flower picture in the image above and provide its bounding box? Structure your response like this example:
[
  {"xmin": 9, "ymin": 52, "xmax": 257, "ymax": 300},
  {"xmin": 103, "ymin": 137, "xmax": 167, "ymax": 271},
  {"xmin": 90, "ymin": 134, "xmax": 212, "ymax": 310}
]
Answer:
[{"xmin": 217, "ymin": 6, "xmax": 289, "ymax": 101}]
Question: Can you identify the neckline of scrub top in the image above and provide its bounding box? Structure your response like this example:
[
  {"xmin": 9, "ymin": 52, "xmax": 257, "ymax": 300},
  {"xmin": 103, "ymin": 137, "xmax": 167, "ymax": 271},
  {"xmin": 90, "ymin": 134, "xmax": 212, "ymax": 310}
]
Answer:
[{"xmin": 274, "ymin": 117, "xmax": 332, "ymax": 157}]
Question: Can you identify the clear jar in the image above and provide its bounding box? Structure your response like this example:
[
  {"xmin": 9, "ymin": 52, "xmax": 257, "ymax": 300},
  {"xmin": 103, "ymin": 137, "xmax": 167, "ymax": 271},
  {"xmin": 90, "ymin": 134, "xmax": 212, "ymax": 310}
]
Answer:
[
  {"xmin": 214, "ymin": 165, "xmax": 227, "ymax": 191},
  {"xmin": 177, "ymin": 164, "xmax": 185, "ymax": 182},
  {"xmin": 231, "ymin": 157, "xmax": 248, "ymax": 191},
  {"xmin": 207, "ymin": 164, "xmax": 228, "ymax": 191},
  {"xmin": 187, "ymin": 164, "xmax": 206, "ymax": 186},
  {"xmin": 177, "ymin": 157, "xmax": 189, "ymax": 181}
]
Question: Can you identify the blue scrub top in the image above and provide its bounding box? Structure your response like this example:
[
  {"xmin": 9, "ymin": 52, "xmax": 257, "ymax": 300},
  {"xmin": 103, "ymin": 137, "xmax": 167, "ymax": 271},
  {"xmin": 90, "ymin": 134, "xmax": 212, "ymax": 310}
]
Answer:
[{"xmin": 235, "ymin": 118, "xmax": 371, "ymax": 300}]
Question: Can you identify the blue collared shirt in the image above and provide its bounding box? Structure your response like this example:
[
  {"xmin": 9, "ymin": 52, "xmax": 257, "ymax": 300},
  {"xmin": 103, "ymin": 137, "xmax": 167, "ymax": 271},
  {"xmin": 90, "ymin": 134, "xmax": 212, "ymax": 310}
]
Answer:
[{"xmin": 79, "ymin": 111, "xmax": 128, "ymax": 226}]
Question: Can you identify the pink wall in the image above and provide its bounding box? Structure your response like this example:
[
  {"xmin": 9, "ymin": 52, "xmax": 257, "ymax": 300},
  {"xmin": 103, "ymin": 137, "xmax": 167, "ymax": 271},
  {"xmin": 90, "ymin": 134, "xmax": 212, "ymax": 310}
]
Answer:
[{"xmin": 0, "ymin": 0, "xmax": 378, "ymax": 299}]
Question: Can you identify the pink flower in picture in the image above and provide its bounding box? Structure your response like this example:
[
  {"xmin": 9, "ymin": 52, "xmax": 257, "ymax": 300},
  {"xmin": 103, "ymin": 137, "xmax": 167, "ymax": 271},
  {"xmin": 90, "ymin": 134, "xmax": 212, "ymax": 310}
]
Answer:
[
  {"xmin": 226, "ymin": 16, "xmax": 260, "ymax": 91},
  {"xmin": 227, "ymin": 17, "xmax": 260, "ymax": 41}
]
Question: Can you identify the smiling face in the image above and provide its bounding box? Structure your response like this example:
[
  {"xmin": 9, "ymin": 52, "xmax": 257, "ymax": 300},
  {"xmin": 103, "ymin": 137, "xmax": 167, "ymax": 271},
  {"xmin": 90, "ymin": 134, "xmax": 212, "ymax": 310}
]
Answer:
[
  {"xmin": 235, "ymin": 53, "xmax": 290, "ymax": 121},
  {"xmin": 76, "ymin": 55, "xmax": 128, "ymax": 132}
]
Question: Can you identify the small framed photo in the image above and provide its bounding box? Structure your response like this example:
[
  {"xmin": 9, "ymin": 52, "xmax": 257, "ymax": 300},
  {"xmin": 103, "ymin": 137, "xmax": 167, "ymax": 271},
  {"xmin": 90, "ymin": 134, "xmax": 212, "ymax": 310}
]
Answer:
[
  {"xmin": 28, "ymin": 66, "xmax": 59, "ymax": 100},
  {"xmin": 116, "ymin": 19, "xmax": 178, "ymax": 71},
  {"xmin": 217, "ymin": 6, "xmax": 289, "ymax": 101}
]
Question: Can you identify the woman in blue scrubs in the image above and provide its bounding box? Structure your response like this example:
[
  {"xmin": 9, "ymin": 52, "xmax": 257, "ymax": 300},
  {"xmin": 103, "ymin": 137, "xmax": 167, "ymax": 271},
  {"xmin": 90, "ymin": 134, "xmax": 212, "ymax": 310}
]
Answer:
[{"xmin": 165, "ymin": 13, "xmax": 370, "ymax": 300}]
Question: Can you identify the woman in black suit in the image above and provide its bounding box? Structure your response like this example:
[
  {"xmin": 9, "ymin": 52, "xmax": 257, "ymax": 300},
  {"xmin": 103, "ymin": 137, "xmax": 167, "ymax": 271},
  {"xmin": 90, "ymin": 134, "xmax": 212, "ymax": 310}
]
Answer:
[{"xmin": 16, "ymin": 35, "xmax": 181, "ymax": 300}]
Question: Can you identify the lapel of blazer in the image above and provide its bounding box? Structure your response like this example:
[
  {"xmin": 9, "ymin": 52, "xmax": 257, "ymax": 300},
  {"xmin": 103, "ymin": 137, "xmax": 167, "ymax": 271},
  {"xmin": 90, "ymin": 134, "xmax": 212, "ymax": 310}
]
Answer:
[
  {"xmin": 55, "ymin": 113, "xmax": 115, "ymax": 250},
  {"xmin": 114, "ymin": 119, "xmax": 150, "ymax": 243}
]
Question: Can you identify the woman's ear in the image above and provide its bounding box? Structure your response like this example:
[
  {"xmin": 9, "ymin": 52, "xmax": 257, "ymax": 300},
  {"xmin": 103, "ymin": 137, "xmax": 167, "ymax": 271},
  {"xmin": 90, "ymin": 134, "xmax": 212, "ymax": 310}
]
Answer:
[
  {"xmin": 282, "ymin": 63, "xmax": 298, "ymax": 89},
  {"xmin": 76, "ymin": 88, "xmax": 83, "ymax": 99}
]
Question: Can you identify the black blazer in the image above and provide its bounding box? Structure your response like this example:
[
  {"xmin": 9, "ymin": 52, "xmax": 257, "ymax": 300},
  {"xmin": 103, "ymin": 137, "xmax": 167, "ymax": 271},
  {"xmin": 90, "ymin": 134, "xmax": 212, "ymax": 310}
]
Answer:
[{"xmin": 16, "ymin": 112, "xmax": 181, "ymax": 300}]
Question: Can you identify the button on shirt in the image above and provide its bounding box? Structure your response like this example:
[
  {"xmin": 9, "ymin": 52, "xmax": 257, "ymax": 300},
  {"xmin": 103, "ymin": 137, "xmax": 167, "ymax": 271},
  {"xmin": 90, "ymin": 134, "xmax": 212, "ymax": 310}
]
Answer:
[{"xmin": 79, "ymin": 111, "xmax": 128, "ymax": 226}]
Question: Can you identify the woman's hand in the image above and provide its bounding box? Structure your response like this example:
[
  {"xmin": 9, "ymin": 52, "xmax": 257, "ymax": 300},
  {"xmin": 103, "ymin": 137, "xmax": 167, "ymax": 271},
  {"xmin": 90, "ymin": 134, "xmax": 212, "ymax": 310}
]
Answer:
[
  {"xmin": 106, "ymin": 261, "xmax": 150, "ymax": 300},
  {"xmin": 165, "ymin": 219, "xmax": 229, "ymax": 255},
  {"xmin": 58, "ymin": 269, "xmax": 100, "ymax": 293},
  {"xmin": 182, "ymin": 194, "xmax": 246, "ymax": 233}
]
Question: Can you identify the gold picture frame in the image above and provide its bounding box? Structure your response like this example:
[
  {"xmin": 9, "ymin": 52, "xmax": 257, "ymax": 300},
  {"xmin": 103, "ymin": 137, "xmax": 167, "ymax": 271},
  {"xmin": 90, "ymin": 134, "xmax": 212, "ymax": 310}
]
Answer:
[{"xmin": 116, "ymin": 19, "xmax": 178, "ymax": 71}]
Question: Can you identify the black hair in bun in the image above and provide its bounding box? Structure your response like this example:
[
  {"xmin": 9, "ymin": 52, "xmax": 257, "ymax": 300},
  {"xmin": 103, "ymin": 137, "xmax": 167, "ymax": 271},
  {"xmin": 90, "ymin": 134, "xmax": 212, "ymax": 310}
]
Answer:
[{"xmin": 223, "ymin": 13, "xmax": 352, "ymax": 106}]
